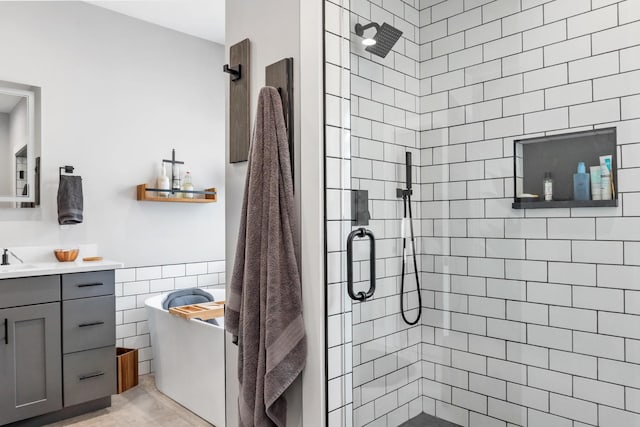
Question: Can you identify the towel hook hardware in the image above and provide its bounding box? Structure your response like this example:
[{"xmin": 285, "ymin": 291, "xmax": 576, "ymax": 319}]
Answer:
[
  {"xmin": 223, "ymin": 64, "xmax": 242, "ymax": 81},
  {"xmin": 346, "ymin": 227, "xmax": 376, "ymax": 302},
  {"xmin": 59, "ymin": 165, "xmax": 74, "ymax": 179}
]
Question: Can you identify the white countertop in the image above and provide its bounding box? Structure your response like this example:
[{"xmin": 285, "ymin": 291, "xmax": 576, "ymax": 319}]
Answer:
[{"xmin": 0, "ymin": 260, "xmax": 123, "ymax": 280}]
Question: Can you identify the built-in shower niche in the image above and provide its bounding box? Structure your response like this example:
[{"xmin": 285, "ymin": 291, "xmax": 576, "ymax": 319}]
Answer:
[{"xmin": 512, "ymin": 127, "xmax": 618, "ymax": 209}]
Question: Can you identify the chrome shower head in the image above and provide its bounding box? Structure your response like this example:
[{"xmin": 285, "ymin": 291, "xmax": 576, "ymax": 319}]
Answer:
[{"xmin": 355, "ymin": 22, "xmax": 403, "ymax": 58}]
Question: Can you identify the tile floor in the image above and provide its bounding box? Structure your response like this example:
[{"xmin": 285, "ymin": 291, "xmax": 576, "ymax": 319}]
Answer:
[{"xmin": 46, "ymin": 375, "xmax": 212, "ymax": 427}]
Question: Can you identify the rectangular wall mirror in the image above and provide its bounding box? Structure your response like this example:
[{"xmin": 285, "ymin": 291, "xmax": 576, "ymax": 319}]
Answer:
[{"xmin": 0, "ymin": 80, "xmax": 41, "ymax": 209}]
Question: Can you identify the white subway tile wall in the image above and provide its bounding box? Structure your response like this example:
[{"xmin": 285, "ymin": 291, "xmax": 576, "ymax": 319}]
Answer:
[
  {"xmin": 327, "ymin": 0, "xmax": 640, "ymax": 426},
  {"xmin": 114, "ymin": 261, "xmax": 225, "ymax": 375}
]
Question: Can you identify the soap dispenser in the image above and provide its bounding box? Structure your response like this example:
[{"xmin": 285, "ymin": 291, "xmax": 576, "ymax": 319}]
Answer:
[{"xmin": 573, "ymin": 162, "xmax": 590, "ymax": 201}]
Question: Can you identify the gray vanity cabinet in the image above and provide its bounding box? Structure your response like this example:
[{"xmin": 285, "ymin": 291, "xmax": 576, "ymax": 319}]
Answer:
[
  {"xmin": 0, "ymin": 270, "xmax": 117, "ymax": 426},
  {"xmin": 0, "ymin": 295, "xmax": 62, "ymax": 425}
]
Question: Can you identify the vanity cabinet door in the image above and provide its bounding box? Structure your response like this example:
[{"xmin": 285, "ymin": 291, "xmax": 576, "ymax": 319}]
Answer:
[{"xmin": 0, "ymin": 303, "xmax": 62, "ymax": 425}]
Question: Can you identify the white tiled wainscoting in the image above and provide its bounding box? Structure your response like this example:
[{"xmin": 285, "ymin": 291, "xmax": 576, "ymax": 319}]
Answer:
[{"xmin": 114, "ymin": 260, "xmax": 225, "ymax": 375}]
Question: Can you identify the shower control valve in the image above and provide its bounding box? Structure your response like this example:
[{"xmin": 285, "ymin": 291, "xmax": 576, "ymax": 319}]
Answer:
[{"xmin": 396, "ymin": 188, "xmax": 412, "ymax": 199}]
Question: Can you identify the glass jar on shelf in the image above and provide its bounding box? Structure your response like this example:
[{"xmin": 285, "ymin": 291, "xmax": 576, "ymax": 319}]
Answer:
[{"xmin": 181, "ymin": 171, "xmax": 194, "ymax": 199}]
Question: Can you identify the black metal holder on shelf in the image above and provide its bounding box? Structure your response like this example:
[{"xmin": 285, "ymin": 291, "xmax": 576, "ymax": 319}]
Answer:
[
  {"xmin": 144, "ymin": 188, "xmax": 217, "ymax": 197},
  {"xmin": 346, "ymin": 227, "xmax": 376, "ymax": 302},
  {"xmin": 162, "ymin": 149, "xmax": 184, "ymax": 195}
]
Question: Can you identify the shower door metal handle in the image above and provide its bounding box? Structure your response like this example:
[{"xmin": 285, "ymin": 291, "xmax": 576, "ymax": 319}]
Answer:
[{"xmin": 346, "ymin": 228, "xmax": 376, "ymax": 302}]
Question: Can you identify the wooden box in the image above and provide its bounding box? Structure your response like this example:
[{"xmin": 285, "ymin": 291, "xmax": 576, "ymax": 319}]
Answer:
[{"xmin": 116, "ymin": 347, "xmax": 138, "ymax": 394}]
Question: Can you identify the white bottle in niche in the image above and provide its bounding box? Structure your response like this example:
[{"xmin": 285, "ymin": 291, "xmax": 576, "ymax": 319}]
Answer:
[
  {"xmin": 182, "ymin": 171, "xmax": 194, "ymax": 199},
  {"xmin": 156, "ymin": 163, "xmax": 170, "ymax": 197},
  {"xmin": 543, "ymin": 172, "xmax": 553, "ymax": 201}
]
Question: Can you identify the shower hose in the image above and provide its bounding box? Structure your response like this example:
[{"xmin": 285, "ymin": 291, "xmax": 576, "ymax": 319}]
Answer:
[{"xmin": 400, "ymin": 192, "xmax": 422, "ymax": 325}]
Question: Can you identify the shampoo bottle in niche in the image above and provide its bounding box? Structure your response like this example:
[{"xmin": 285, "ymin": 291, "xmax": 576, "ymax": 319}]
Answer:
[
  {"xmin": 573, "ymin": 162, "xmax": 590, "ymax": 201},
  {"xmin": 156, "ymin": 163, "xmax": 170, "ymax": 197},
  {"xmin": 601, "ymin": 163, "xmax": 612, "ymax": 200},
  {"xmin": 590, "ymin": 166, "xmax": 602, "ymax": 200},
  {"xmin": 543, "ymin": 172, "xmax": 553, "ymax": 201},
  {"xmin": 600, "ymin": 154, "xmax": 614, "ymax": 200}
]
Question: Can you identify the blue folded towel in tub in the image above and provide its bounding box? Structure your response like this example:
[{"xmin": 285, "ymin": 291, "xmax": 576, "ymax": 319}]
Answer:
[{"xmin": 163, "ymin": 288, "xmax": 219, "ymax": 326}]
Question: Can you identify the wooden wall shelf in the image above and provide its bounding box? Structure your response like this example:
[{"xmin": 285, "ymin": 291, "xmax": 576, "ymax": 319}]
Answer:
[{"xmin": 136, "ymin": 184, "xmax": 217, "ymax": 203}]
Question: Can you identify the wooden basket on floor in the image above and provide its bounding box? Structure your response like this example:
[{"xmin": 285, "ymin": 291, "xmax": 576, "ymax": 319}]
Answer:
[{"xmin": 116, "ymin": 347, "xmax": 139, "ymax": 394}]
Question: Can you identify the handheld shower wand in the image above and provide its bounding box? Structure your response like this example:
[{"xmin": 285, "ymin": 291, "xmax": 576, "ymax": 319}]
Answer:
[
  {"xmin": 398, "ymin": 152, "xmax": 422, "ymax": 325},
  {"xmin": 406, "ymin": 151, "xmax": 412, "ymax": 191}
]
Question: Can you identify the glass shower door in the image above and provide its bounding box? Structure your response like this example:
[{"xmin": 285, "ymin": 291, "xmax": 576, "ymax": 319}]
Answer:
[
  {"xmin": 326, "ymin": 0, "xmax": 640, "ymax": 426},
  {"xmin": 325, "ymin": 0, "xmax": 424, "ymax": 425},
  {"xmin": 327, "ymin": 3, "xmax": 425, "ymax": 426}
]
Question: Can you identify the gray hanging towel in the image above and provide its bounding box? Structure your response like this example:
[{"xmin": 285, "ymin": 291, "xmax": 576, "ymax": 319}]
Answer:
[
  {"xmin": 225, "ymin": 86, "xmax": 306, "ymax": 427},
  {"xmin": 57, "ymin": 175, "xmax": 83, "ymax": 224}
]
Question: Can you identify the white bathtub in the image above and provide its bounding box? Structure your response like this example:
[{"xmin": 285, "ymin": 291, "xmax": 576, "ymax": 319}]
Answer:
[{"xmin": 145, "ymin": 290, "xmax": 225, "ymax": 427}]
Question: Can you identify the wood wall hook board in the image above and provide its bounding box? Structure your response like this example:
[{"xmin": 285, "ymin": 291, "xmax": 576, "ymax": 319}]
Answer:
[
  {"xmin": 229, "ymin": 38, "xmax": 251, "ymax": 163},
  {"xmin": 266, "ymin": 57, "xmax": 294, "ymax": 185},
  {"xmin": 223, "ymin": 64, "xmax": 241, "ymax": 81}
]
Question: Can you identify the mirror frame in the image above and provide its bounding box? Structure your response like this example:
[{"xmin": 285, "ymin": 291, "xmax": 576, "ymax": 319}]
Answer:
[{"xmin": 0, "ymin": 85, "xmax": 36, "ymax": 205}]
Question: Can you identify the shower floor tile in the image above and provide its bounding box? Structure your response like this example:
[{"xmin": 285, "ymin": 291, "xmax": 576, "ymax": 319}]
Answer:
[{"xmin": 400, "ymin": 413, "xmax": 462, "ymax": 427}]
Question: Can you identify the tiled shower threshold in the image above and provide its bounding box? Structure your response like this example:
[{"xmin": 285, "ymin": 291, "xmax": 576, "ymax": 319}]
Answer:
[{"xmin": 399, "ymin": 413, "xmax": 462, "ymax": 427}]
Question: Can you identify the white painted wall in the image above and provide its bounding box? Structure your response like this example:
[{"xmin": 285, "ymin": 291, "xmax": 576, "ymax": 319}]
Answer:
[
  {"xmin": 0, "ymin": 113, "xmax": 10, "ymax": 195},
  {"xmin": 0, "ymin": 2, "xmax": 225, "ymax": 268},
  {"xmin": 224, "ymin": 0, "xmax": 326, "ymax": 426}
]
